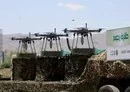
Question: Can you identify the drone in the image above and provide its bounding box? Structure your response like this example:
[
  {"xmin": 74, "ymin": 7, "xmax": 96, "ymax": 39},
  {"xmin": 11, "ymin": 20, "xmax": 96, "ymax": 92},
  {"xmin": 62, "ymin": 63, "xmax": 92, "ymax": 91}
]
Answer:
[
  {"xmin": 63, "ymin": 23, "xmax": 102, "ymax": 49},
  {"xmin": 11, "ymin": 33, "xmax": 42, "ymax": 53},
  {"xmin": 64, "ymin": 23, "xmax": 102, "ymax": 34},
  {"xmin": 34, "ymin": 28, "xmax": 68, "ymax": 51}
]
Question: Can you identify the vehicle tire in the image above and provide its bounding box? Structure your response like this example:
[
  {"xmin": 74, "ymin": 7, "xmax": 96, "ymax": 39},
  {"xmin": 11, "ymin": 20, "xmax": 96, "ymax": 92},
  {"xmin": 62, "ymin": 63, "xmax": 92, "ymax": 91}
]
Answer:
[
  {"xmin": 98, "ymin": 85, "xmax": 120, "ymax": 92},
  {"xmin": 125, "ymin": 86, "xmax": 130, "ymax": 92}
]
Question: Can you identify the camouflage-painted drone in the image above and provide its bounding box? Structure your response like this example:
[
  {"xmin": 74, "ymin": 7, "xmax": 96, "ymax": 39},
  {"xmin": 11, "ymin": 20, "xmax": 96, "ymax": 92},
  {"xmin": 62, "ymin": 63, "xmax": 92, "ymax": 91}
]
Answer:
[
  {"xmin": 34, "ymin": 28, "xmax": 68, "ymax": 51},
  {"xmin": 11, "ymin": 33, "xmax": 42, "ymax": 53},
  {"xmin": 63, "ymin": 23, "xmax": 102, "ymax": 49}
]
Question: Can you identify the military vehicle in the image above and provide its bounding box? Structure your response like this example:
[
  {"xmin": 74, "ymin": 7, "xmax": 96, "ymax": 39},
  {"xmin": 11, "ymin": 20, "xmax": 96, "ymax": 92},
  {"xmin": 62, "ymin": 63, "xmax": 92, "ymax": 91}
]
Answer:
[
  {"xmin": 73, "ymin": 27, "xmax": 130, "ymax": 92},
  {"xmin": 10, "ymin": 23, "xmax": 102, "ymax": 81},
  {"xmin": 96, "ymin": 27, "xmax": 130, "ymax": 92},
  {"xmin": 10, "ymin": 23, "xmax": 130, "ymax": 92}
]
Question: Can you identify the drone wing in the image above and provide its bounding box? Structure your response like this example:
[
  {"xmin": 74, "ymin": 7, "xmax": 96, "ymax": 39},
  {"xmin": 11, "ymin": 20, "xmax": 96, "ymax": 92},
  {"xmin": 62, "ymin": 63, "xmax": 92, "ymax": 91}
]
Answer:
[
  {"xmin": 88, "ymin": 28, "xmax": 102, "ymax": 32},
  {"xmin": 34, "ymin": 33, "xmax": 48, "ymax": 37}
]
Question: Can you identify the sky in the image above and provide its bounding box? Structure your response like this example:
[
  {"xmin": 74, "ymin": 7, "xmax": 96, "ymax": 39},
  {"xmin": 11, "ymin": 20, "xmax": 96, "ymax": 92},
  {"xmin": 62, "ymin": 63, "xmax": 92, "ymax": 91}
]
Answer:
[{"xmin": 0, "ymin": 0, "xmax": 130, "ymax": 34}]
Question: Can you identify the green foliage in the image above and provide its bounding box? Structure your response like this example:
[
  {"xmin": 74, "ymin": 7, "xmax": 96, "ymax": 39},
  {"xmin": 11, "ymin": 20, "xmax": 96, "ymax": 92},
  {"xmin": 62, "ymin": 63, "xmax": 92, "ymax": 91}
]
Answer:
[
  {"xmin": 0, "ymin": 51, "xmax": 16, "ymax": 69},
  {"xmin": 0, "ymin": 60, "xmax": 11, "ymax": 68}
]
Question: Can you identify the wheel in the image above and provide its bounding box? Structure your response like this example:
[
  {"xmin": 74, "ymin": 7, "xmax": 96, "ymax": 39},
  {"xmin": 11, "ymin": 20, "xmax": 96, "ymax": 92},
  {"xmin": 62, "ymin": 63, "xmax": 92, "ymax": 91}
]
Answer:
[
  {"xmin": 125, "ymin": 86, "xmax": 130, "ymax": 92},
  {"xmin": 98, "ymin": 85, "xmax": 120, "ymax": 92}
]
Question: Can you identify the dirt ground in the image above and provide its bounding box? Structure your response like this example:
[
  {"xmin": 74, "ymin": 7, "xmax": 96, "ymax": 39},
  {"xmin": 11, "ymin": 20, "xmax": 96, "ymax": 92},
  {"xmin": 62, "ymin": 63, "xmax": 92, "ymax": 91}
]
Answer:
[{"xmin": 0, "ymin": 68, "xmax": 12, "ymax": 79}]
